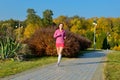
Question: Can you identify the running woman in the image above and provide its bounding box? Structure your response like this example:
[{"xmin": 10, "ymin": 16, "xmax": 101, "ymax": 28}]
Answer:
[{"xmin": 53, "ymin": 23, "xmax": 66, "ymax": 66}]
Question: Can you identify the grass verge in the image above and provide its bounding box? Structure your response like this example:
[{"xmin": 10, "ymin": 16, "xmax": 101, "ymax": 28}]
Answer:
[
  {"xmin": 105, "ymin": 51, "xmax": 120, "ymax": 80},
  {"xmin": 0, "ymin": 57, "xmax": 67, "ymax": 78}
]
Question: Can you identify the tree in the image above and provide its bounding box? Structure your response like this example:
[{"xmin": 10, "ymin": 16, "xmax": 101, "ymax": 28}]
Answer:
[
  {"xmin": 97, "ymin": 31, "xmax": 106, "ymax": 49},
  {"xmin": 70, "ymin": 17, "xmax": 82, "ymax": 34},
  {"xmin": 85, "ymin": 30, "xmax": 94, "ymax": 42},
  {"xmin": 70, "ymin": 16, "xmax": 87, "ymax": 35},
  {"xmin": 42, "ymin": 9, "xmax": 53, "ymax": 27},
  {"xmin": 102, "ymin": 37, "xmax": 108, "ymax": 49},
  {"xmin": 26, "ymin": 8, "xmax": 42, "ymax": 26},
  {"xmin": 23, "ymin": 8, "xmax": 43, "ymax": 39},
  {"xmin": 24, "ymin": 23, "xmax": 39, "ymax": 39},
  {"xmin": 53, "ymin": 15, "xmax": 71, "ymax": 30}
]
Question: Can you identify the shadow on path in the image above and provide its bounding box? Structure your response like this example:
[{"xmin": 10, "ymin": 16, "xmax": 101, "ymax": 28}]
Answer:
[
  {"xmin": 79, "ymin": 51, "xmax": 106, "ymax": 58},
  {"xmin": 60, "ymin": 51, "xmax": 107, "ymax": 67},
  {"xmin": 60, "ymin": 61, "xmax": 108, "ymax": 67}
]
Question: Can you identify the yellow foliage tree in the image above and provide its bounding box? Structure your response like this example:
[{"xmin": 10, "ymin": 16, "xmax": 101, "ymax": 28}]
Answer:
[
  {"xmin": 70, "ymin": 25, "xmax": 79, "ymax": 33},
  {"xmin": 70, "ymin": 18, "xmax": 82, "ymax": 34},
  {"xmin": 53, "ymin": 15, "xmax": 69, "ymax": 30},
  {"xmin": 23, "ymin": 23, "xmax": 40, "ymax": 39}
]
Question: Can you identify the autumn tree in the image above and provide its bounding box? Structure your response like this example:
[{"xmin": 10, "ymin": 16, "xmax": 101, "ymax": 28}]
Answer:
[
  {"xmin": 42, "ymin": 9, "xmax": 54, "ymax": 27},
  {"xmin": 53, "ymin": 15, "xmax": 71, "ymax": 30},
  {"xmin": 70, "ymin": 16, "xmax": 87, "ymax": 35},
  {"xmin": 24, "ymin": 8, "xmax": 42, "ymax": 39}
]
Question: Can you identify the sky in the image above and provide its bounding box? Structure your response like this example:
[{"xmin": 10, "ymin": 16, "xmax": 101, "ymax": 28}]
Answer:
[{"xmin": 0, "ymin": 0, "xmax": 120, "ymax": 21}]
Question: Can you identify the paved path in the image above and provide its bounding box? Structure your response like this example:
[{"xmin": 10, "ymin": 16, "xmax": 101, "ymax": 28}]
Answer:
[{"xmin": 1, "ymin": 51, "xmax": 107, "ymax": 80}]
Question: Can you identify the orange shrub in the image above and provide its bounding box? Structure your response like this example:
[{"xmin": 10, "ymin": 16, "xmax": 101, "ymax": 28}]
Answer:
[
  {"xmin": 63, "ymin": 31, "xmax": 91, "ymax": 57},
  {"xmin": 113, "ymin": 46, "xmax": 120, "ymax": 51},
  {"xmin": 25, "ymin": 27, "xmax": 91, "ymax": 57}
]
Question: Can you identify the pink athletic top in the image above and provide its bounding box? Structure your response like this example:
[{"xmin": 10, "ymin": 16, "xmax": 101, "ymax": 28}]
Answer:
[{"xmin": 53, "ymin": 29, "xmax": 66, "ymax": 43}]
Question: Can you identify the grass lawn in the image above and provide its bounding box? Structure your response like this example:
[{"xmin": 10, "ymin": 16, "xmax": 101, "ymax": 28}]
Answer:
[
  {"xmin": 105, "ymin": 51, "xmax": 120, "ymax": 80},
  {"xmin": 0, "ymin": 56, "xmax": 67, "ymax": 78}
]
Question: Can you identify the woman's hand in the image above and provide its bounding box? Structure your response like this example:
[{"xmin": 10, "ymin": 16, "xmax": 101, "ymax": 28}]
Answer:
[
  {"xmin": 64, "ymin": 36, "xmax": 66, "ymax": 40},
  {"xmin": 57, "ymin": 34, "xmax": 62, "ymax": 37}
]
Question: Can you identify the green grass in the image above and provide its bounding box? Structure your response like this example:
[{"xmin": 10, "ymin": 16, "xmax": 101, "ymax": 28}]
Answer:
[
  {"xmin": 105, "ymin": 51, "xmax": 120, "ymax": 80},
  {"xmin": 0, "ymin": 57, "xmax": 67, "ymax": 78}
]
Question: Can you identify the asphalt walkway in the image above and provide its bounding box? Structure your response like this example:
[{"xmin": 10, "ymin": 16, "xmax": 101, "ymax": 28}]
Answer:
[{"xmin": 1, "ymin": 51, "xmax": 107, "ymax": 80}]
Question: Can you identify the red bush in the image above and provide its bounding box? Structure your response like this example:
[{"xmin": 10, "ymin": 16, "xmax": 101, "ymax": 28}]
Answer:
[
  {"xmin": 63, "ymin": 31, "xmax": 91, "ymax": 57},
  {"xmin": 25, "ymin": 27, "xmax": 91, "ymax": 57}
]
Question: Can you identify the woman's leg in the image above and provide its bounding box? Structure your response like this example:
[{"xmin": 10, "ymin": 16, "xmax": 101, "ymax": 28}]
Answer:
[
  {"xmin": 56, "ymin": 47, "xmax": 60, "ymax": 65},
  {"xmin": 57, "ymin": 47, "xmax": 63, "ymax": 66},
  {"xmin": 56, "ymin": 47, "xmax": 60, "ymax": 55}
]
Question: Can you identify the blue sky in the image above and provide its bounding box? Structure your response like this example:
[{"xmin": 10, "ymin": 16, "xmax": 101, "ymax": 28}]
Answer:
[{"xmin": 0, "ymin": 0, "xmax": 120, "ymax": 20}]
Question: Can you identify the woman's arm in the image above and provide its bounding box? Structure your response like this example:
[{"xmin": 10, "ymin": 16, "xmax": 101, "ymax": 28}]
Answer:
[
  {"xmin": 53, "ymin": 30, "xmax": 61, "ymax": 38},
  {"xmin": 63, "ymin": 31, "xmax": 66, "ymax": 40}
]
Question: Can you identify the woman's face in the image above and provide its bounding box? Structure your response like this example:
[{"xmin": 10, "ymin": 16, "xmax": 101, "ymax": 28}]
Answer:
[{"xmin": 59, "ymin": 24, "xmax": 63, "ymax": 30}]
